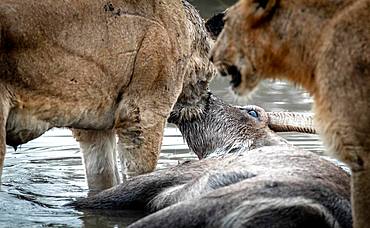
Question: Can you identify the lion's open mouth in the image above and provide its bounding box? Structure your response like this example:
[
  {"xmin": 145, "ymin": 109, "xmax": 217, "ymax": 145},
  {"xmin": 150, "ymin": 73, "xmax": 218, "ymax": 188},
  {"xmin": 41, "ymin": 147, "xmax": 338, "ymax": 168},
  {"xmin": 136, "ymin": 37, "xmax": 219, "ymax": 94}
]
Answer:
[{"xmin": 219, "ymin": 65, "xmax": 242, "ymax": 88}]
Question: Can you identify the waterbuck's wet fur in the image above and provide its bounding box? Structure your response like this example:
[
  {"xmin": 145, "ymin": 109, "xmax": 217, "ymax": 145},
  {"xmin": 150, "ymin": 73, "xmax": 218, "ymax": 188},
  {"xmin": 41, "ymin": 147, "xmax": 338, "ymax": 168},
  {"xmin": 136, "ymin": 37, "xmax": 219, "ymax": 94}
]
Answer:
[{"xmin": 71, "ymin": 94, "xmax": 351, "ymax": 228}]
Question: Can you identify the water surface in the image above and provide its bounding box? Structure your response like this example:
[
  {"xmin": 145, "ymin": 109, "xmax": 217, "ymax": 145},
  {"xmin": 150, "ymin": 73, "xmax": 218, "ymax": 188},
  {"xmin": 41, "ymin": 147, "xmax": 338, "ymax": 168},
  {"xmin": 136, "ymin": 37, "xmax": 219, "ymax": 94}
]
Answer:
[{"xmin": 1, "ymin": 1, "xmax": 329, "ymax": 227}]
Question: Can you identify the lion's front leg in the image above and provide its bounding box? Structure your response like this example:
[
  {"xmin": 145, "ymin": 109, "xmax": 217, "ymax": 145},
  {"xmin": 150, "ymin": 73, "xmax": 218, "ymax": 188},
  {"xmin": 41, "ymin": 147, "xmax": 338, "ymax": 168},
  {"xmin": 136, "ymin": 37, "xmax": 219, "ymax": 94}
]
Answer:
[
  {"xmin": 72, "ymin": 129, "xmax": 120, "ymax": 195},
  {"xmin": 115, "ymin": 101, "xmax": 168, "ymax": 180},
  {"xmin": 113, "ymin": 26, "xmax": 184, "ymax": 179}
]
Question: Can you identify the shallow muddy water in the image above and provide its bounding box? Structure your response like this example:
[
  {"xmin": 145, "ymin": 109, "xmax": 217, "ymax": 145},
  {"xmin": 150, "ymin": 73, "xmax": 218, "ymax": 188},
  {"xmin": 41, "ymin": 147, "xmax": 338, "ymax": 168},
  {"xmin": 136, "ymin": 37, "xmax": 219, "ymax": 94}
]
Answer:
[{"xmin": 1, "ymin": 1, "xmax": 334, "ymax": 227}]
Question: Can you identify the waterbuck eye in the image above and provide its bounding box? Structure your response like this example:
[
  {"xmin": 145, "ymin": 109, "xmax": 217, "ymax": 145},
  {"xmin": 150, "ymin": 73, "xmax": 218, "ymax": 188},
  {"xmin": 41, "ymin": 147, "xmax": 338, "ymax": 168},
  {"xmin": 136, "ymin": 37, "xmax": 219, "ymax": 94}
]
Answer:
[{"xmin": 248, "ymin": 110, "xmax": 259, "ymax": 118}]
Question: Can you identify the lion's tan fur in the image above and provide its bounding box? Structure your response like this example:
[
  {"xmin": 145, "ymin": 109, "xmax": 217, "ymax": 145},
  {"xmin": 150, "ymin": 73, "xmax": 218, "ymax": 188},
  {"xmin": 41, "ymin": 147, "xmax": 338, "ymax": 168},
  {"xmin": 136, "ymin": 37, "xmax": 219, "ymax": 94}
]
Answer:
[
  {"xmin": 0, "ymin": 0, "xmax": 215, "ymax": 194},
  {"xmin": 211, "ymin": 0, "xmax": 369, "ymax": 227}
]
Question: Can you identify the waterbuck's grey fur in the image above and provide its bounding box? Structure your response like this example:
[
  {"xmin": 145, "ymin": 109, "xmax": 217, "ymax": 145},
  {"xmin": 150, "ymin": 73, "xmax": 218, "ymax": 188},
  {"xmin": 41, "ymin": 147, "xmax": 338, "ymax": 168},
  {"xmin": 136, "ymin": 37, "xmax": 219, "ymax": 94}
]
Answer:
[{"xmin": 70, "ymin": 94, "xmax": 351, "ymax": 228}]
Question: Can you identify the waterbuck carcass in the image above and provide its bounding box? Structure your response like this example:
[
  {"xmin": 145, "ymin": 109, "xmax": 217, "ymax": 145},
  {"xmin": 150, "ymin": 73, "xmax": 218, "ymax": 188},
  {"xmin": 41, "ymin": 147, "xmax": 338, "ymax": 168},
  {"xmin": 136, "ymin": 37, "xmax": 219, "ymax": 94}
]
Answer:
[{"xmin": 70, "ymin": 93, "xmax": 351, "ymax": 228}]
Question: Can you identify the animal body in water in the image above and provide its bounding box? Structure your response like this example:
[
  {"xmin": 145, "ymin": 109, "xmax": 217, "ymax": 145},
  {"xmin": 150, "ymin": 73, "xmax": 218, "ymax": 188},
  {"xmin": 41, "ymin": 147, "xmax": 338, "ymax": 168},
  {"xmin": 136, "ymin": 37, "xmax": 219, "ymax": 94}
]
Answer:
[{"xmin": 70, "ymin": 94, "xmax": 351, "ymax": 228}]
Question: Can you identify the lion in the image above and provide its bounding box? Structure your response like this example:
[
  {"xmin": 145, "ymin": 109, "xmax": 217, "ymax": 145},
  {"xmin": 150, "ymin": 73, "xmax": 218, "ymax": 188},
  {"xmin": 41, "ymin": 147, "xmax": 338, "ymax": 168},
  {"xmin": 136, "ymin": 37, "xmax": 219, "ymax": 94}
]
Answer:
[
  {"xmin": 209, "ymin": 0, "xmax": 370, "ymax": 227},
  {"xmin": 0, "ymin": 0, "xmax": 215, "ymax": 195}
]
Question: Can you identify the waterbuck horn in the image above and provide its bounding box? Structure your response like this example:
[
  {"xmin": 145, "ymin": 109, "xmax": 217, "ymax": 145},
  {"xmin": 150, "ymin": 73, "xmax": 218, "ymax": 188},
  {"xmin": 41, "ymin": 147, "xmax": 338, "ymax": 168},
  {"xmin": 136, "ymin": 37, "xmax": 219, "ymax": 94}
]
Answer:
[{"xmin": 267, "ymin": 112, "xmax": 317, "ymax": 134}]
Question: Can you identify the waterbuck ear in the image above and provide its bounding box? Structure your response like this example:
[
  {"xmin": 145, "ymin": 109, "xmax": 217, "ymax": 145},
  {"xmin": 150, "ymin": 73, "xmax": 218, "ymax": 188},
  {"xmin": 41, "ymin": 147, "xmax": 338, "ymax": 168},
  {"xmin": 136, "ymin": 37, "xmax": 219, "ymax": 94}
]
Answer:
[
  {"xmin": 248, "ymin": 0, "xmax": 278, "ymax": 27},
  {"xmin": 205, "ymin": 12, "xmax": 225, "ymax": 39}
]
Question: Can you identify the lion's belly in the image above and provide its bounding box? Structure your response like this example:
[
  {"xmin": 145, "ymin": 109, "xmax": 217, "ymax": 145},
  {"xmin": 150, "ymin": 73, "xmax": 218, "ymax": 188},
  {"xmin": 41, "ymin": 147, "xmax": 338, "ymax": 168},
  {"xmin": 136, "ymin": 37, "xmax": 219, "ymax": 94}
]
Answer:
[
  {"xmin": 6, "ymin": 109, "xmax": 51, "ymax": 147},
  {"xmin": 6, "ymin": 99, "xmax": 117, "ymax": 148},
  {"xmin": 10, "ymin": 90, "xmax": 118, "ymax": 129},
  {"xmin": 5, "ymin": 46, "xmax": 127, "ymax": 130}
]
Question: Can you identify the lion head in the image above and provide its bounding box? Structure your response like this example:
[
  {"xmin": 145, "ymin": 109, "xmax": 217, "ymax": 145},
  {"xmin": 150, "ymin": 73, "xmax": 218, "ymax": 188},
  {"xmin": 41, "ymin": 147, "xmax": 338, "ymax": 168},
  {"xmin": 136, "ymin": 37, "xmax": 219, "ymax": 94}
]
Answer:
[{"xmin": 209, "ymin": 0, "xmax": 339, "ymax": 96}]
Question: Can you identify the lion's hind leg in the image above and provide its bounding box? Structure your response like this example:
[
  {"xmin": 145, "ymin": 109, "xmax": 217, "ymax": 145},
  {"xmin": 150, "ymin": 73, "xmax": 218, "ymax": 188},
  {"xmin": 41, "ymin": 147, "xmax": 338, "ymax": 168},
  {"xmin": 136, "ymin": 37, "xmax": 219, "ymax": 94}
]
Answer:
[{"xmin": 72, "ymin": 129, "xmax": 120, "ymax": 196}]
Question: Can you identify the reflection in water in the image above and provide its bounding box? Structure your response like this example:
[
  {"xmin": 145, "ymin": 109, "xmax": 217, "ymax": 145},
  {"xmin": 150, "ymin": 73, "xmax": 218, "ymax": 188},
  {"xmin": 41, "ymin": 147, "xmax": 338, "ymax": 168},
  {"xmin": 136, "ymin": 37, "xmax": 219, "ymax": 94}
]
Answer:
[{"xmin": 0, "ymin": 1, "xmax": 329, "ymax": 228}]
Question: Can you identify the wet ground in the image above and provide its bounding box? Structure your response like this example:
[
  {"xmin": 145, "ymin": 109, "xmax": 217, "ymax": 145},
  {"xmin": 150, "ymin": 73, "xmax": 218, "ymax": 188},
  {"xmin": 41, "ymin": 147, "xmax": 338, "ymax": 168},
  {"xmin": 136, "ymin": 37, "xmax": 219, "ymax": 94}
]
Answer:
[{"xmin": 0, "ymin": 1, "xmax": 334, "ymax": 227}]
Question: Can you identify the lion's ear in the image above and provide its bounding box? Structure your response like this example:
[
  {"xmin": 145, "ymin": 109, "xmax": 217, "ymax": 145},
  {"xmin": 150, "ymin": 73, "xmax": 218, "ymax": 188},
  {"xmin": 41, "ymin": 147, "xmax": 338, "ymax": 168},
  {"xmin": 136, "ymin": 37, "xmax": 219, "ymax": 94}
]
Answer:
[
  {"xmin": 205, "ymin": 12, "xmax": 225, "ymax": 40},
  {"xmin": 248, "ymin": 0, "xmax": 278, "ymax": 27}
]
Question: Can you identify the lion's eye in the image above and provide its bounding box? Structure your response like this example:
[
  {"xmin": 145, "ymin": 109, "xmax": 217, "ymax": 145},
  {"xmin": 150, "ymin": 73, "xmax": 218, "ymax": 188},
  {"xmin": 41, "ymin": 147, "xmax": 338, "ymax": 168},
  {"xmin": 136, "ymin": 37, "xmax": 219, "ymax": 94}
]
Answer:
[{"xmin": 247, "ymin": 110, "xmax": 259, "ymax": 118}]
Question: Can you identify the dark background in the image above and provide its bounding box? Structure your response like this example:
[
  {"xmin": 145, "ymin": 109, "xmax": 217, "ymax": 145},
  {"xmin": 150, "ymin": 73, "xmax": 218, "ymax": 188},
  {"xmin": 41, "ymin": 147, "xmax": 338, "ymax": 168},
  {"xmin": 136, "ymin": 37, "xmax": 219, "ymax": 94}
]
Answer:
[{"xmin": 190, "ymin": 0, "xmax": 237, "ymax": 18}]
